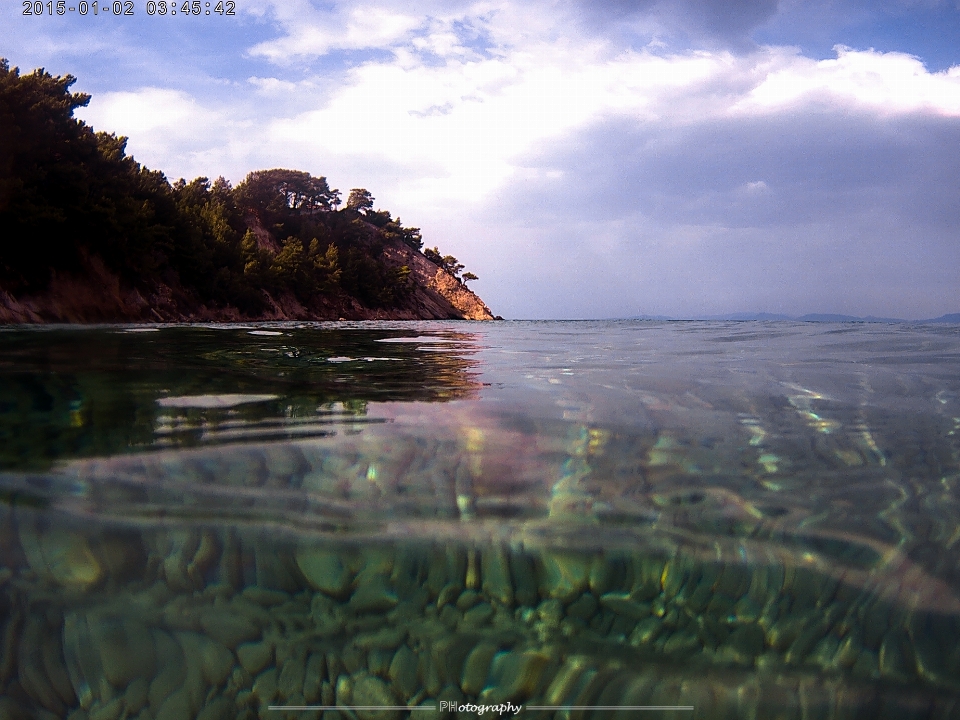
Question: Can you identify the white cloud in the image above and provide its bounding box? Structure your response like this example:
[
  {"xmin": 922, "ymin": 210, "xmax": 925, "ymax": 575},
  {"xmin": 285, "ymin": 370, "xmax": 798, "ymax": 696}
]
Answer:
[
  {"xmin": 259, "ymin": 43, "xmax": 749, "ymax": 209},
  {"xmin": 248, "ymin": 77, "xmax": 306, "ymax": 94},
  {"xmin": 250, "ymin": 4, "xmax": 423, "ymax": 59},
  {"xmin": 78, "ymin": 88, "xmax": 244, "ymax": 181},
  {"xmin": 735, "ymin": 46, "xmax": 960, "ymax": 115},
  {"xmin": 83, "ymin": 88, "xmax": 216, "ymax": 135},
  {"xmin": 250, "ymin": 38, "xmax": 960, "ymax": 218}
]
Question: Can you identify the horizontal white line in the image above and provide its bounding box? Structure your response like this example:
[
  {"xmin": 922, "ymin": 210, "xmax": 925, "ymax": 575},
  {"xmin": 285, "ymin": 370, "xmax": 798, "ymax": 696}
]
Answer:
[
  {"xmin": 268, "ymin": 706, "xmax": 694, "ymax": 712},
  {"xmin": 526, "ymin": 707, "xmax": 695, "ymax": 711},
  {"xmin": 268, "ymin": 707, "xmax": 435, "ymax": 712}
]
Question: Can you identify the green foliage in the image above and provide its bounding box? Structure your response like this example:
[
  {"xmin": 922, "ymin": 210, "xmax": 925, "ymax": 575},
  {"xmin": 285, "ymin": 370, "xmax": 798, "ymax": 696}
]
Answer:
[
  {"xmin": 337, "ymin": 247, "xmax": 412, "ymax": 308},
  {"xmin": 271, "ymin": 237, "xmax": 306, "ymax": 290},
  {"xmin": 309, "ymin": 239, "xmax": 342, "ymax": 292},
  {"xmin": 395, "ymin": 265, "xmax": 412, "ymax": 287},
  {"xmin": 346, "ymin": 188, "xmax": 374, "ymax": 212},
  {"xmin": 363, "ymin": 209, "xmax": 393, "ymax": 228},
  {"xmin": 1, "ymin": 60, "xmax": 109, "ymax": 287},
  {"xmin": 399, "ymin": 225, "xmax": 423, "ymax": 251},
  {"xmin": 424, "ymin": 246, "xmax": 443, "ymax": 265},
  {"xmin": 442, "ymin": 255, "xmax": 465, "ymax": 277},
  {"xmin": 382, "ymin": 218, "xmax": 423, "ymax": 250},
  {"xmin": 235, "ymin": 169, "xmax": 340, "ymax": 220},
  {"xmin": 0, "ymin": 61, "xmax": 92, "ymax": 219},
  {"xmin": 240, "ymin": 229, "xmax": 271, "ymax": 285},
  {"xmin": 270, "ymin": 236, "xmax": 343, "ymax": 300},
  {"xmin": 423, "ymin": 245, "xmax": 474, "ymax": 283},
  {"xmin": 0, "ymin": 60, "xmax": 199, "ymax": 290}
]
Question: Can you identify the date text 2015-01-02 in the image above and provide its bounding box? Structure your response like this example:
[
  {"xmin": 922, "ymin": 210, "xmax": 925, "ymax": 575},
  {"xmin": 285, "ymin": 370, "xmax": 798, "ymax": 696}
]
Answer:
[{"xmin": 22, "ymin": 1, "xmax": 236, "ymax": 15}]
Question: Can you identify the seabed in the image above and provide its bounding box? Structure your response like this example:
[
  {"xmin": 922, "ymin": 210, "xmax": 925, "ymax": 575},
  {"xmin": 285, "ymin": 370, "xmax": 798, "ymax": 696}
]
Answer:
[{"xmin": 3, "ymin": 443, "xmax": 960, "ymax": 720}]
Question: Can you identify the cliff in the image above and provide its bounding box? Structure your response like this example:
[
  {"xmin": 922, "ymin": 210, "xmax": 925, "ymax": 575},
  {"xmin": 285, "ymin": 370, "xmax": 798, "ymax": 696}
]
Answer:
[
  {"xmin": 0, "ymin": 60, "xmax": 497, "ymax": 324},
  {"xmin": 380, "ymin": 235, "xmax": 495, "ymax": 321},
  {"xmin": 0, "ymin": 235, "xmax": 496, "ymax": 323}
]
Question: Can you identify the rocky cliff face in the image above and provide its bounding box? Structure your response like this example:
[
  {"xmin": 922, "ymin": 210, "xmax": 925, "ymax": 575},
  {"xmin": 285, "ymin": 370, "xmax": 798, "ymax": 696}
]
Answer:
[
  {"xmin": 0, "ymin": 238, "xmax": 496, "ymax": 324},
  {"xmin": 380, "ymin": 236, "xmax": 495, "ymax": 321}
]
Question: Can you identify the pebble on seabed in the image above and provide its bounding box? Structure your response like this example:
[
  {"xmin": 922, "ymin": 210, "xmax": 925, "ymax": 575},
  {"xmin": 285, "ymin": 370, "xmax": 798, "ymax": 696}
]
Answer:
[{"xmin": 4, "ymin": 522, "xmax": 960, "ymax": 719}]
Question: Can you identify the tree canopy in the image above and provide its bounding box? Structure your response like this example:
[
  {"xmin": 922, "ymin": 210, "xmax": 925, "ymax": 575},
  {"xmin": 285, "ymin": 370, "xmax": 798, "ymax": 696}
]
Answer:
[
  {"xmin": 346, "ymin": 188, "xmax": 374, "ymax": 212},
  {"xmin": 236, "ymin": 169, "xmax": 340, "ymax": 213},
  {"xmin": 0, "ymin": 58, "xmax": 476, "ymax": 314}
]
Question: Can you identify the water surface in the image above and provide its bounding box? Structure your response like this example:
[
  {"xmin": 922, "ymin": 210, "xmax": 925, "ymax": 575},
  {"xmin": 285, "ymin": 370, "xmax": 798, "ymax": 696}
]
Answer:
[{"xmin": 2, "ymin": 320, "xmax": 959, "ymax": 719}]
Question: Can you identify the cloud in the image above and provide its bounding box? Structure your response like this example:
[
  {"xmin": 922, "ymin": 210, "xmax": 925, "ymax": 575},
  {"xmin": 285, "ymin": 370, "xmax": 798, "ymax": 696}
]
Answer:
[
  {"xmin": 84, "ymin": 89, "xmax": 215, "ymax": 135},
  {"xmin": 79, "ymin": 88, "xmax": 244, "ymax": 180},
  {"xmin": 257, "ymin": 43, "xmax": 747, "ymax": 211},
  {"xmin": 573, "ymin": 0, "xmax": 780, "ymax": 48},
  {"xmin": 250, "ymin": 5, "xmax": 423, "ymax": 60},
  {"xmin": 735, "ymin": 46, "xmax": 960, "ymax": 114},
  {"xmin": 244, "ymin": 0, "xmax": 506, "ymax": 63},
  {"xmin": 470, "ymin": 62, "xmax": 960, "ymax": 318}
]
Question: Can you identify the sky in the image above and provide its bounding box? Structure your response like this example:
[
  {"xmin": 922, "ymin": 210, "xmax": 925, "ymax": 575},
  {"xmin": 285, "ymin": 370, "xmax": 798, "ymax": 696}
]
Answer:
[{"xmin": 3, "ymin": 0, "xmax": 960, "ymax": 319}]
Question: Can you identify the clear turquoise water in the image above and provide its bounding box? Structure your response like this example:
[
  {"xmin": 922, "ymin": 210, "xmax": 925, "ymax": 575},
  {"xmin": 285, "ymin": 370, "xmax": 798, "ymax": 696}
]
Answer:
[{"xmin": 2, "ymin": 320, "xmax": 960, "ymax": 719}]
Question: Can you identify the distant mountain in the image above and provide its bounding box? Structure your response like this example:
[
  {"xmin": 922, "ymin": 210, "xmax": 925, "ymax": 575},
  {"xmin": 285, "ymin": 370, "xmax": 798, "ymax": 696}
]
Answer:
[
  {"xmin": 796, "ymin": 313, "xmax": 908, "ymax": 323},
  {"xmin": 712, "ymin": 312, "xmax": 794, "ymax": 321},
  {"xmin": 631, "ymin": 312, "xmax": 959, "ymax": 323}
]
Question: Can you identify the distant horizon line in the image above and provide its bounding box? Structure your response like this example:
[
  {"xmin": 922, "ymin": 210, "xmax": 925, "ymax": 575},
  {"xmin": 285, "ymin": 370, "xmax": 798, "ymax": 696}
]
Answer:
[
  {"xmin": 628, "ymin": 311, "xmax": 960, "ymax": 323},
  {"xmin": 492, "ymin": 312, "xmax": 960, "ymax": 323}
]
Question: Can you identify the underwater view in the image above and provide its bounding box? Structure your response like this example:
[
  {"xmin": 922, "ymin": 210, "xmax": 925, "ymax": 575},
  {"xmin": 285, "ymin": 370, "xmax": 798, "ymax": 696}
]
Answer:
[{"xmin": 1, "ymin": 320, "xmax": 960, "ymax": 719}]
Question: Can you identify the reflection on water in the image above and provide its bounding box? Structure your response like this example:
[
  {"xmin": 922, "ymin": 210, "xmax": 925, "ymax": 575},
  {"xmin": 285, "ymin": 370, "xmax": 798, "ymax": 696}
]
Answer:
[
  {"xmin": 1, "ymin": 320, "xmax": 960, "ymax": 719},
  {"xmin": 0, "ymin": 324, "xmax": 481, "ymax": 469}
]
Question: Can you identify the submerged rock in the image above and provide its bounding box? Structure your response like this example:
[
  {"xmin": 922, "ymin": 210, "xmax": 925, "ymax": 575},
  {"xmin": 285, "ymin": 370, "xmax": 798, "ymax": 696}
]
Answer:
[
  {"xmin": 480, "ymin": 546, "xmax": 514, "ymax": 606},
  {"xmin": 460, "ymin": 642, "xmax": 498, "ymax": 696},
  {"xmin": 237, "ymin": 641, "xmax": 273, "ymax": 675},
  {"xmin": 483, "ymin": 650, "xmax": 550, "ymax": 702},
  {"xmin": 537, "ymin": 552, "xmax": 590, "ymax": 602},
  {"xmin": 388, "ymin": 645, "xmax": 419, "ymax": 699},
  {"xmin": 352, "ymin": 675, "xmax": 401, "ymax": 720},
  {"xmin": 20, "ymin": 525, "xmax": 102, "ymax": 590},
  {"xmin": 295, "ymin": 547, "xmax": 354, "ymax": 598}
]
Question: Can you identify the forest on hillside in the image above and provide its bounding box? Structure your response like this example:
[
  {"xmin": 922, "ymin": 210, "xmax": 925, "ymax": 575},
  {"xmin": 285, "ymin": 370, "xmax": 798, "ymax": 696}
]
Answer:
[{"xmin": 0, "ymin": 60, "xmax": 478, "ymax": 316}]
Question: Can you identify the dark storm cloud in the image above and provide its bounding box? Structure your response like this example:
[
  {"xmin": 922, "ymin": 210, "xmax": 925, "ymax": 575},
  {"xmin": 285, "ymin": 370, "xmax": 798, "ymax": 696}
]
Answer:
[
  {"xmin": 663, "ymin": 0, "xmax": 780, "ymax": 43},
  {"xmin": 573, "ymin": 0, "xmax": 960, "ymax": 67},
  {"xmin": 505, "ymin": 110, "xmax": 960, "ymax": 231},
  {"xmin": 573, "ymin": 0, "xmax": 780, "ymax": 48}
]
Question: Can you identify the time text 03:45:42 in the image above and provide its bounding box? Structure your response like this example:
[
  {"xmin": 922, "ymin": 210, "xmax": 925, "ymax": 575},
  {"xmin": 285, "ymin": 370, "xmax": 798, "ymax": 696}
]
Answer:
[{"xmin": 23, "ymin": 1, "xmax": 236, "ymax": 16}]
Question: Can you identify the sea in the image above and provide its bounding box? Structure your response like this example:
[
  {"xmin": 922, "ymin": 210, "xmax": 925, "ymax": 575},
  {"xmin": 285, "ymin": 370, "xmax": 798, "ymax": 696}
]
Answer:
[{"xmin": 1, "ymin": 319, "xmax": 959, "ymax": 720}]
